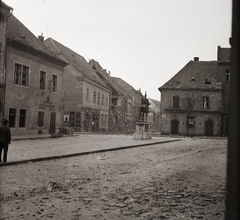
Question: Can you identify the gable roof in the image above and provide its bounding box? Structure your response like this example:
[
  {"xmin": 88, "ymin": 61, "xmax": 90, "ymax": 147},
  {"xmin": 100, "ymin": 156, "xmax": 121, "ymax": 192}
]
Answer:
[
  {"xmin": 89, "ymin": 59, "xmax": 124, "ymax": 97},
  {"xmin": 6, "ymin": 15, "xmax": 67, "ymax": 66},
  {"xmin": 159, "ymin": 60, "xmax": 222, "ymax": 91},
  {"xmin": 44, "ymin": 38, "xmax": 108, "ymax": 88},
  {"xmin": 112, "ymin": 77, "xmax": 142, "ymax": 99}
]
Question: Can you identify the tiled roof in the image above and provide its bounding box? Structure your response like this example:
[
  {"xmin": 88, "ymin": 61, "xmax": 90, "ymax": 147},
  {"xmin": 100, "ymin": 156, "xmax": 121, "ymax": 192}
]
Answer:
[
  {"xmin": 44, "ymin": 38, "xmax": 108, "ymax": 88},
  {"xmin": 112, "ymin": 77, "xmax": 141, "ymax": 98},
  {"xmin": 159, "ymin": 60, "xmax": 222, "ymax": 91},
  {"xmin": 6, "ymin": 15, "xmax": 66, "ymax": 65},
  {"xmin": 89, "ymin": 59, "xmax": 123, "ymax": 96}
]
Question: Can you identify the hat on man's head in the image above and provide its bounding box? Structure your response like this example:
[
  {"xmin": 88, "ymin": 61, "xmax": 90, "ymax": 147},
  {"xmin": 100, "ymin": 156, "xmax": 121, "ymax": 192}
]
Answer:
[{"xmin": 2, "ymin": 117, "xmax": 8, "ymax": 122}]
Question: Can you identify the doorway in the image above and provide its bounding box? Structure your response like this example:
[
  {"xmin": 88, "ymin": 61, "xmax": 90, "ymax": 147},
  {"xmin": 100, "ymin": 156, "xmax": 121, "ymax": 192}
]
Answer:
[
  {"xmin": 49, "ymin": 112, "xmax": 56, "ymax": 134},
  {"xmin": 205, "ymin": 119, "xmax": 213, "ymax": 136},
  {"xmin": 171, "ymin": 119, "xmax": 179, "ymax": 135}
]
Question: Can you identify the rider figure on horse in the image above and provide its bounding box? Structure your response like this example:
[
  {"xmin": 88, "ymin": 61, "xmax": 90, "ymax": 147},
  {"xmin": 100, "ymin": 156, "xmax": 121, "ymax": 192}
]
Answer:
[{"xmin": 139, "ymin": 92, "xmax": 150, "ymax": 121}]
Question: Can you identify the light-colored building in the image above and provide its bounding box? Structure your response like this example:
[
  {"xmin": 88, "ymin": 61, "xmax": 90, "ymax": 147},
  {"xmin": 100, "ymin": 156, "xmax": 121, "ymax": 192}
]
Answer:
[
  {"xmin": 159, "ymin": 56, "xmax": 223, "ymax": 136},
  {"xmin": 44, "ymin": 38, "xmax": 111, "ymax": 132},
  {"xmin": 4, "ymin": 15, "xmax": 67, "ymax": 135}
]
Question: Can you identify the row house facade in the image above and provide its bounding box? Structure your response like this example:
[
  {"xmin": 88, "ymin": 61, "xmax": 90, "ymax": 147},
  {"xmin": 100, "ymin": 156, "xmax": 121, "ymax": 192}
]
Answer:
[
  {"xmin": 1, "ymin": 1, "xmax": 146, "ymax": 134},
  {"xmin": 159, "ymin": 46, "xmax": 230, "ymax": 137},
  {"xmin": 44, "ymin": 38, "xmax": 111, "ymax": 132},
  {"xmin": 89, "ymin": 59, "xmax": 143, "ymax": 132},
  {"xmin": 2, "ymin": 13, "xmax": 68, "ymax": 135}
]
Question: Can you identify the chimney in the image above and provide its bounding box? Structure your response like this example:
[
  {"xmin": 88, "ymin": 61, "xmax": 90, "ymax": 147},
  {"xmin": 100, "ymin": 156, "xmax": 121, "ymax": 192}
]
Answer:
[
  {"xmin": 194, "ymin": 57, "xmax": 199, "ymax": 61},
  {"xmin": 38, "ymin": 33, "xmax": 44, "ymax": 41}
]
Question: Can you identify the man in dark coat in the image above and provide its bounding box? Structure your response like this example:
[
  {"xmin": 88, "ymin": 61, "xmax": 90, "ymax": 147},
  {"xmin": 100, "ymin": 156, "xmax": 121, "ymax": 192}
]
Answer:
[{"xmin": 0, "ymin": 117, "xmax": 11, "ymax": 162}]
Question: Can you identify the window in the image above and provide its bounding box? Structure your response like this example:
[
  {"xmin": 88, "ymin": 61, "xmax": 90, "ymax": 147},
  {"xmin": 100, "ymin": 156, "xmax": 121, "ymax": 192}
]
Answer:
[
  {"xmin": 106, "ymin": 95, "xmax": 108, "ymax": 106},
  {"xmin": 14, "ymin": 63, "xmax": 29, "ymax": 86},
  {"xmin": 86, "ymin": 88, "xmax": 89, "ymax": 101},
  {"xmin": 226, "ymin": 69, "xmax": 231, "ymax": 81},
  {"xmin": 19, "ymin": 109, "xmax": 26, "ymax": 127},
  {"xmin": 38, "ymin": 111, "xmax": 44, "ymax": 127},
  {"xmin": 102, "ymin": 94, "xmax": 104, "ymax": 105},
  {"xmin": 188, "ymin": 98, "xmax": 193, "ymax": 109},
  {"xmin": 39, "ymin": 71, "xmax": 46, "ymax": 90},
  {"xmin": 52, "ymin": 74, "xmax": 57, "ymax": 92},
  {"xmin": 173, "ymin": 96, "xmax": 179, "ymax": 107},
  {"xmin": 93, "ymin": 91, "xmax": 96, "ymax": 103},
  {"xmin": 97, "ymin": 93, "xmax": 100, "ymax": 105},
  {"xmin": 9, "ymin": 108, "xmax": 16, "ymax": 127},
  {"xmin": 203, "ymin": 97, "xmax": 209, "ymax": 109}
]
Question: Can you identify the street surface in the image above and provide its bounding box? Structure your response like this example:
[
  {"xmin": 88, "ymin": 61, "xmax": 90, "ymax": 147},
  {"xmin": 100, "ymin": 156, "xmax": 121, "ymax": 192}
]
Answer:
[{"xmin": 0, "ymin": 136, "xmax": 227, "ymax": 219}]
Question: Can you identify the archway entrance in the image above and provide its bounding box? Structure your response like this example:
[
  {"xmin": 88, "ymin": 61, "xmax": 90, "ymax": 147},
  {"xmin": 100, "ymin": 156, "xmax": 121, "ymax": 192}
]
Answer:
[
  {"xmin": 205, "ymin": 119, "xmax": 213, "ymax": 136},
  {"xmin": 171, "ymin": 119, "xmax": 179, "ymax": 135}
]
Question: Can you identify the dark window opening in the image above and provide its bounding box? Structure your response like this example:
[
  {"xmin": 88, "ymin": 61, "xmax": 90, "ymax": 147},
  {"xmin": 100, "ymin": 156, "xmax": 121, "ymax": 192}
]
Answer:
[
  {"xmin": 40, "ymin": 71, "xmax": 46, "ymax": 90},
  {"xmin": 38, "ymin": 111, "xmax": 44, "ymax": 127},
  {"xmin": 173, "ymin": 96, "xmax": 179, "ymax": 108},
  {"xmin": 19, "ymin": 109, "xmax": 26, "ymax": 127},
  {"xmin": 9, "ymin": 108, "xmax": 16, "ymax": 127}
]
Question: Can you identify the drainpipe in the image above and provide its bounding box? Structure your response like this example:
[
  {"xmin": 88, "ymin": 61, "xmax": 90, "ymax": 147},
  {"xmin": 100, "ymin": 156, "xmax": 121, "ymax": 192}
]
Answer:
[{"xmin": 2, "ymin": 8, "xmax": 13, "ymax": 121}]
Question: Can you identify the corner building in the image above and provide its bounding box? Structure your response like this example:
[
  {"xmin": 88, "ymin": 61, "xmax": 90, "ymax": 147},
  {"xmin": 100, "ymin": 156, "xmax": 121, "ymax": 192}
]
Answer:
[{"xmin": 5, "ymin": 15, "xmax": 67, "ymax": 135}]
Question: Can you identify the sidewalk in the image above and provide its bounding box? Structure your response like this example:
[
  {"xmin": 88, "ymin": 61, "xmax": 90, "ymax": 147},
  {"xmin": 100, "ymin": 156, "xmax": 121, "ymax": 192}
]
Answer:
[{"xmin": 1, "ymin": 133, "xmax": 181, "ymax": 166}]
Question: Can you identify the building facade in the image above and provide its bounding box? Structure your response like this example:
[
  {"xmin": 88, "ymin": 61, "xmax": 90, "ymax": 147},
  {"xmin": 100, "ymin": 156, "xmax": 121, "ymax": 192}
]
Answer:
[
  {"xmin": 4, "ymin": 15, "xmax": 67, "ymax": 136},
  {"xmin": 44, "ymin": 38, "xmax": 111, "ymax": 132},
  {"xmin": 159, "ymin": 52, "xmax": 228, "ymax": 136},
  {"xmin": 89, "ymin": 59, "xmax": 143, "ymax": 132}
]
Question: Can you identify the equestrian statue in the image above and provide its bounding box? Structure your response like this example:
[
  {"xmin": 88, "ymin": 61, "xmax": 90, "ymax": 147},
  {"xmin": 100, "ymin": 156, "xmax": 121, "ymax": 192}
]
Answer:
[{"xmin": 139, "ymin": 92, "xmax": 150, "ymax": 121}]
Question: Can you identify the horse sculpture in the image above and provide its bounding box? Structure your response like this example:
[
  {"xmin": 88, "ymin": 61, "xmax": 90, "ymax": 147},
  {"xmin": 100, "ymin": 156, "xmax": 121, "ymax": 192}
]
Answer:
[{"xmin": 139, "ymin": 93, "xmax": 150, "ymax": 121}]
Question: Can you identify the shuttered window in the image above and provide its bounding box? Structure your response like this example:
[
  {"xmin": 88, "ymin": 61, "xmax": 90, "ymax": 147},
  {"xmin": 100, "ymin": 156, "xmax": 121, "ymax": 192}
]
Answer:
[{"xmin": 38, "ymin": 111, "xmax": 44, "ymax": 127}]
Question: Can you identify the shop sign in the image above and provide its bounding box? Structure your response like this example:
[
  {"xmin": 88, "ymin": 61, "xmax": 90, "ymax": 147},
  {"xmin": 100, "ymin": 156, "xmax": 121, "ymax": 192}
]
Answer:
[{"xmin": 39, "ymin": 100, "xmax": 55, "ymax": 110}]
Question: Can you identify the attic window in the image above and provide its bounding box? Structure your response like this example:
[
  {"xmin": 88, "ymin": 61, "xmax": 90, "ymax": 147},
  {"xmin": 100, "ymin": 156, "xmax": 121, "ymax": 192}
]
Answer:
[{"xmin": 204, "ymin": 78, "xmax": 211, "ymax": 85}]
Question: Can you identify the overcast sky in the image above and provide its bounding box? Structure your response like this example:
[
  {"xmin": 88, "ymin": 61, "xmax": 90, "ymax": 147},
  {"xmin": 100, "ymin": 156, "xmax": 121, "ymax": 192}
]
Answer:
[{"xmin": 5, "ymin": 0, "xmax": 232, "ymax": 100}]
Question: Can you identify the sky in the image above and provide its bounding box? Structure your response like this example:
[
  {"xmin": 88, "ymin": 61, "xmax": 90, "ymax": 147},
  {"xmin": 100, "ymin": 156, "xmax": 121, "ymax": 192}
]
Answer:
[{"xmin": 4, "ymin": 0, "xmax": 232, "ymax": 100}]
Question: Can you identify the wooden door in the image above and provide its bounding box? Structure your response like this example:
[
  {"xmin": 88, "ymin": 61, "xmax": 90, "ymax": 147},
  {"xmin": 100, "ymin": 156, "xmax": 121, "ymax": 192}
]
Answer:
[
  {"xmin": 171, "ymin": 119, "xmax": 179, "ymax": 135},
  {"xmin": 205, "ymin": 119, "xmax": 213, "ymax": 136},
  {"xmin": 49, "ymin": 112, "xmax": 56, "ymax": 134}
]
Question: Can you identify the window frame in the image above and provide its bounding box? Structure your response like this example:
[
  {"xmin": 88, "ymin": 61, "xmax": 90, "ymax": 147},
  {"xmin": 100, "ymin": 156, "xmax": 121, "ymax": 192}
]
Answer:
[
  {"xmin": 173, "ymin": 96, "xmax": 179, "ymax": 108},
  {"xmin": 9, "ymin": 108, "xmax": 16, "ymax": 128},
  {"xmin": 19, "ymin": 109, "xmax": 27, "ymax": 128},
  {"xmin": 52, "ymin": 74, "xmax": 58, "ymax": 93},
  {"xmin": 13, "ymin": 62, "xmax": 30, "ymax": 87},
  {"xmin": 39, "ymin": 70, "xmax": 46, "ymax": 90},
  {"xmin": 202, "ymin": 96, "xmax": 209, "ymax": 109}
]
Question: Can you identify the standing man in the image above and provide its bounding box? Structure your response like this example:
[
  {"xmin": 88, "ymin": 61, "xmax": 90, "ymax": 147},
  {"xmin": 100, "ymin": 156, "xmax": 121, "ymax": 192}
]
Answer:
[{"xmin": 0, "ymin": 117, "xmax": 11, "ymax": 162}]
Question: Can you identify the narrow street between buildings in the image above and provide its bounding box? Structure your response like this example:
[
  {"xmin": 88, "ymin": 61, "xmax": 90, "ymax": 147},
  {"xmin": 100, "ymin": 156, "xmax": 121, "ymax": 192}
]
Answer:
[{"xmin": 0, "ymin": 137, "xmax": 227, "ymax": 219}]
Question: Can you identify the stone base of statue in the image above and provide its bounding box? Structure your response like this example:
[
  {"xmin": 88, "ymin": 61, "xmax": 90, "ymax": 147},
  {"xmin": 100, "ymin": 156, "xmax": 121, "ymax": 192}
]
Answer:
[{"xmin": 133, "ymin": 121, "xmax": 152, "ymax": 140}]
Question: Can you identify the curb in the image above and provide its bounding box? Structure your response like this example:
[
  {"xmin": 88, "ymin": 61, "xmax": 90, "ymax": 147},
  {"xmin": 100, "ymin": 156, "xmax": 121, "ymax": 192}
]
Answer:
[{"xmin": 0, "ymin": 139, "xmax": 181, "ymax": 167}]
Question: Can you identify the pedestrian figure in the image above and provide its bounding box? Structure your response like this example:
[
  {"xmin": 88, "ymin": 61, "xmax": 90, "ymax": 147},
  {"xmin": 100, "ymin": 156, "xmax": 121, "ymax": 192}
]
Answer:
[
  {"xmin": 0, "ymin": 117, "xmax": 11, "ymax": 162},
  {"xmin": 92, "ymin": 121, "xmax": 95, "ymax": 132}
]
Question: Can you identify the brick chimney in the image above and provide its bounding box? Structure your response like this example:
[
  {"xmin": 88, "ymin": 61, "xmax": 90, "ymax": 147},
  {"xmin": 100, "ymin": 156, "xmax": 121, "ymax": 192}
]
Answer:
[
  {"xmin": 38, "ymin": 34, "xmax": 44, "ymax": 41},
  {"xmin": 194, "ymin": 57, "xmax": 199, "ymax": 61}
]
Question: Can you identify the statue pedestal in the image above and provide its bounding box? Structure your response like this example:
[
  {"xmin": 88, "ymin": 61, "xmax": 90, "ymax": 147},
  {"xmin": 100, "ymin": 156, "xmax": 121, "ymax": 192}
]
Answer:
[{"xmin": 133, "ymin": 121, "xmax": 152, "ymax": 140}]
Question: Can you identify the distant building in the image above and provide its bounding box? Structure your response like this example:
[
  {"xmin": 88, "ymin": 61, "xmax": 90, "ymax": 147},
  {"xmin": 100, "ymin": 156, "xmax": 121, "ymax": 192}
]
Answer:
[
  {"xmin": 148, "ymin": 98, "xmax": 160, "ymax": 129},
  {"xmin": 44, "ymin": 39, "xmax": 111, "ymax": 132},
  {"xmin": 89, "ymin": 59, "xmax": 143, "ymax": 132},
  {"xmin": 159, "ymin": 46, "xmax": 230, "ymax": 136},
  {"xmin": 2, "ymin": 13, "xmax": 68, "ymax": 135}
]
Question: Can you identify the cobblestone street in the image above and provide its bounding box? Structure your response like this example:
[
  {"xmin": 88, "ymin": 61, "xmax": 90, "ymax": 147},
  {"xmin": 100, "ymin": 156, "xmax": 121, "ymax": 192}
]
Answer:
[{"xmin": 0, "ymin": 136, "xmax": 227, "ymax": 219}]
